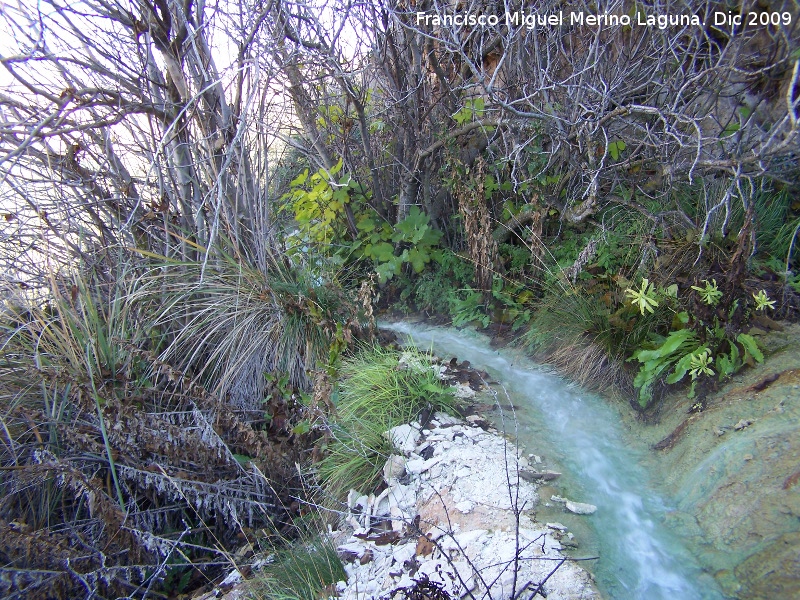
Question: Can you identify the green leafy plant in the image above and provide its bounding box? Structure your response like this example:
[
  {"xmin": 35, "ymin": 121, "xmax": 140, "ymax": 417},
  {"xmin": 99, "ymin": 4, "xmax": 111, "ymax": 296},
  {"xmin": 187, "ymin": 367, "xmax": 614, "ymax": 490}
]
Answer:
[
  {"xmin": 280, "ymin": 159, "xmax": 355, "ymax": 251},
  {"xmin": 491, "ymin": 276, "xmax": 534, "ymax": 330},
  {"xmin": 624, "ymin": 278, "xmax": 660, "ymax": 315},
  {"xmin": 752, "ymin": 289, "xmax": 776, "ymax": 311},
  {"xmin": 607, "ymin": 139, "xmax": 626, "ymax": 161},
  {"xmin": 412, "ymin": 249, "xmax": 473, "ymax": 314},
  {"xmin": 452, "ymin": 97, "xmax": 485, "ymax": 125},
  {"xmin": 688, "ymin": 348, "xmax": 715, "ymax": 379},
  {"xmin": 360, "ymin": 206, "xmax": 443, "ymax": 283},
  {"xmin": 691, "ymin": 279, "xmax": 723, "ymax": 306},
  {"xmin": 631, "ymin": 325, "xmax": 699, "ymax": 406},
  {"xmin": 451, "ymin": 287, "xmax": 491, "ymax": 328},
  {"xmin": 632, "ymin": 314, "xmax": 765, "ymax": 405}
]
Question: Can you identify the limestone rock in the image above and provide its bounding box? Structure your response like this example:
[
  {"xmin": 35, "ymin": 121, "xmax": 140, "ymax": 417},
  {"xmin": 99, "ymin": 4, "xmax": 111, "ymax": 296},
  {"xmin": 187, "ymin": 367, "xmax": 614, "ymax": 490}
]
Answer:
[
  {"xmin": 565, "ymin": 500, "xmax": 597, "ymax": 515},
  {"xmin": 383, "ymin": 455, "xmax": 406, "ymax": 483},
  {"xmin": 388, "ymin": 423, "xmax": 421, "ymax": 455}
]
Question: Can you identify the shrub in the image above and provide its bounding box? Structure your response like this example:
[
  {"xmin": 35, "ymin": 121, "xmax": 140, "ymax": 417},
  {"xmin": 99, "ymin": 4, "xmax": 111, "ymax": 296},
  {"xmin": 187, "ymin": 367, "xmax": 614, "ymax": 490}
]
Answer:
[
  {"xmin": 412, "ymin": 249, "xmax": 473, "ymax": 315},
  {"xmin": 523, "ymin": 275, "xmax": 669, "ymax": 392}
]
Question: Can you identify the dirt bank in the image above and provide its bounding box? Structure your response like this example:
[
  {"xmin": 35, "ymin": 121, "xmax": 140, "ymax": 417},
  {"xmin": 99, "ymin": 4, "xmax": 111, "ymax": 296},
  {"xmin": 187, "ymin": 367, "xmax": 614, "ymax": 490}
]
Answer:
[{"xmin": 629, "ymin": 322, "xmax": 800, "ymax": 599}]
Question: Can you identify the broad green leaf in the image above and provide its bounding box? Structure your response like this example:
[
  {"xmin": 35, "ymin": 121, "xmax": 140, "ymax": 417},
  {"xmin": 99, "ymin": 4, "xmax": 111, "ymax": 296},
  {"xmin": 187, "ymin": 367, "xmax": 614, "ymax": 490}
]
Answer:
[
  {"xmin": 357, "ymin": 216, "xmax": 376, "ymax": 231},
  {"xmin": 366, "ymin": 241, "xmax": 395, "ymax": 262},
  {"xmin": 408, "ymin": 247, "xmax": 428, "ymax": 272},
  {"xmin": 233, "ymin": 454, "xmax": 252, "ymax": 466},
  {"xmin": 635, "ymin": 329, "xmax": 695, "ymax": 362},
  {"xmin": 722, "ymin": 122, "xmax": 740, "ymax": 137},
  {"xmin": 737, "ymin": 333, "xmax": 764, "ymax": 363},
  {"xmin": 375, "ymin": 261, "xmax": 398, "ymax": 283},
  {"xmin": 290, "ymin": 169, "xmax": 309, "ymax": 187}
]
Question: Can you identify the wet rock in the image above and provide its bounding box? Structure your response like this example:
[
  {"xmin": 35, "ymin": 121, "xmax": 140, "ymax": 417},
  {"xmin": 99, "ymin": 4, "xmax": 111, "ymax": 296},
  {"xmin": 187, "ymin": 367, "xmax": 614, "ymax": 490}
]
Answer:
[
  {"xmin": 734, "ymin": 419, "xmax": 753, "ymax": 430},
  {"xmin": 452, "ymin": 382, "xmax": 476, "ymax": 399},
  {"xmin": 520, "ymin": 470, "xmax": 562, "ymax": 482},
  {"xmin": 465, "ymin": 414, "xmax": 489, "ymax": 427},
  {"xmin": 734, "ymin": 532, "xmax": 800, "ymax": 599},
  {"xmin": 566, "ymin": 501, "xmax": 597, "ymax": 515}
]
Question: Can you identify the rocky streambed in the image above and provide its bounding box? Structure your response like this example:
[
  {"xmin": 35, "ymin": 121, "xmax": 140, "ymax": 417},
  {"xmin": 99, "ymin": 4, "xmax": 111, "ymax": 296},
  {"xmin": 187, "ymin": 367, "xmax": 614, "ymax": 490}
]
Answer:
[{"xmin": 331, "ymin": 411, "xmax": 600, "ymax": 600}]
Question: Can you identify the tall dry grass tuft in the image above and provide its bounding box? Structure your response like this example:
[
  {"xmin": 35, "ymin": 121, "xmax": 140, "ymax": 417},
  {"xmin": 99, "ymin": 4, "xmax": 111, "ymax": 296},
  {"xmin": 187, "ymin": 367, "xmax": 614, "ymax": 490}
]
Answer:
[
  {"xmin": 133, "ymin": 239, "xmax": 370, "ymax": 415},
  {"xmin": 521, "ymin": 243, "xmax": 669, "ymax": 395}
]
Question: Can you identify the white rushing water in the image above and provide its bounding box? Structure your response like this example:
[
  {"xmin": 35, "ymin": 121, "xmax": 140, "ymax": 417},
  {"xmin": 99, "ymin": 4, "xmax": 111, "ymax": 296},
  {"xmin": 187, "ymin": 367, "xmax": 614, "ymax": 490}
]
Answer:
[{"xmin": 384, "ymin": 321, "xmax": 726, "ymax": 600}]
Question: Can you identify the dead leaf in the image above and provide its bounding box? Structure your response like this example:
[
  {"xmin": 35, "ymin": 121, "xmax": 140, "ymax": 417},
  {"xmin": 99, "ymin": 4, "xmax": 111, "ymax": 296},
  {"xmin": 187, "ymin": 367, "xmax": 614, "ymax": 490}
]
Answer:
[{"xmin": 415, "ymin": 534, "xmax": 435, "ymax": 557}]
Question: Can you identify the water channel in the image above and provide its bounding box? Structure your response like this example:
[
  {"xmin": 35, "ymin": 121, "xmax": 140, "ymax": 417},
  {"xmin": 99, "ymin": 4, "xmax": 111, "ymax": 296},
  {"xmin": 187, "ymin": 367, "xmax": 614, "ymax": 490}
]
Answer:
[{"xmin": 383, "ymin": 321, "xmax": 726, "ymax": 600}]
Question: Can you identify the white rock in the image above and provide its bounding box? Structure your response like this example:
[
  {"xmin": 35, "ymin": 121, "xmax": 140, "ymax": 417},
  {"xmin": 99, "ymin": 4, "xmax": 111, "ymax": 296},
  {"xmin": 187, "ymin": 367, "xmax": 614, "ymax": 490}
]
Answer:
[
  {"xmin": 219, "ymin": 569, "xmax": 242, "ymax": 587},
  {"xmin": 433, "ymin": 411, "xmax": 461, "ymax": 425},
  {"xmin": 406, "ymin": 456, "xmax": 442, "ymax": 474},
  {"xmin": 394, "ymin": 574, "xmax": 415, "ymax": 589},
  {"xmin": 338, "ymin": 542, "xmax": 367, "ymax": 557},
  {"xmin": 405, "ymin": 458, "xmax": 425, "ymax": 474},
  {"xmin": 388, "ymin": 424, "xmax": 421, "ymax": 455},
  {"xmin": 455, "ymin": 466, "xmax": 472, "ymax": 478},
  {"xmin": 566, "ymin": 500, "xmax": 597, "ymax": 515},
  {"xmin": 373, "ymin": 488, "xmax": 391, "ymax": 517},
  {"xmin": 383, "ymin": 455, "xmax": 406, "ymax": 483},
  {"xmin": 333, "ymin": 413, "xmax": 599, "ymax": 600},
  {"xmin": 434, "ymin": 441, "xmax": 452, "ymax": 455},
  {"xmin": 391, "ymin": 543, "xmax": 416, "ymax": 565},
  {"xmin": 455, "ymin": 528, "xmax": 488, "ymax": 548},
  {"xmin": 452, "ymin": 382, "xmax": 476, "ymax": 399}
]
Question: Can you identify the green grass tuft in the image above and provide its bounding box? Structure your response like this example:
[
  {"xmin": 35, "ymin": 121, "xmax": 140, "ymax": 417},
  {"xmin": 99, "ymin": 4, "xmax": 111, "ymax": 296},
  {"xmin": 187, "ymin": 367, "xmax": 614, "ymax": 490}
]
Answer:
[
  {"xmin": 317, "ymin": 345, "xmax": 459, "ymax": 496},
  {"xmin": 252, "ymin": 535, "xmax": 346, "ymax": 600}
]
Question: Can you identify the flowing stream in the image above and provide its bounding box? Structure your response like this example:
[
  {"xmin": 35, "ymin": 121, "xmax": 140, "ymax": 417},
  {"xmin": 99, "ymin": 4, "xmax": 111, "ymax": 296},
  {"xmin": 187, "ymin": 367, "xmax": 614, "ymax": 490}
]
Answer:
[{"xmin": 383, "ymin": 321, "xmax": 726, "ymax": 600}]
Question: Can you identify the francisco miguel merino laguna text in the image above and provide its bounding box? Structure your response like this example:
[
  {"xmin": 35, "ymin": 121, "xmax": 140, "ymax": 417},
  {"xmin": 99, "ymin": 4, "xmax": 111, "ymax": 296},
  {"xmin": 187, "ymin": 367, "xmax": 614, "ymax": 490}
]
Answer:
[{"xmin": 416, "ymin": 11, "xmax": 710, "ymax": 30}]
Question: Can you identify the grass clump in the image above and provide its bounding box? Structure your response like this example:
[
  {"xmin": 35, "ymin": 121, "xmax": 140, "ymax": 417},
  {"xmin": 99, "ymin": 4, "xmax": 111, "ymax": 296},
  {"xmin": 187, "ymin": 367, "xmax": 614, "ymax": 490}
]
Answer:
[
  {"xmin": 252, "ymin": 535, "xmax": 346, "ymax": 600},
  {"xmin": 317, "ymin": 345, "xmax": 459, "ymax": 496}
]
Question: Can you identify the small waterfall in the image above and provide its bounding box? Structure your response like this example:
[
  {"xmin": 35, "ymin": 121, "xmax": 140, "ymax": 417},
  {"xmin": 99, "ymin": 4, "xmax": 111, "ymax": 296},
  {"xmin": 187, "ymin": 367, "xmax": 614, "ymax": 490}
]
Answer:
[{"xmin": 384, "ymin": 321, "xmax": 726, "ymax": 600}]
